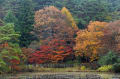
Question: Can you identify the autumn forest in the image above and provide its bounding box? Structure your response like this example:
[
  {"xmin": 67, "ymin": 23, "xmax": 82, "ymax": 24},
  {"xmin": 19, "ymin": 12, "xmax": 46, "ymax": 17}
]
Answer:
[{"xmin": 0, "ymin": 0, "xmax": 120, "ymax": 74}]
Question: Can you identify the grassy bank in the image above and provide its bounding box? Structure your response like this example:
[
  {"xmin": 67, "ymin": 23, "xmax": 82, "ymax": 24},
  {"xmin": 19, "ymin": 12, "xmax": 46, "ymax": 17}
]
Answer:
[{"xmin": 0, "ymin": 64, "xmax": 116, "ymax": 74}]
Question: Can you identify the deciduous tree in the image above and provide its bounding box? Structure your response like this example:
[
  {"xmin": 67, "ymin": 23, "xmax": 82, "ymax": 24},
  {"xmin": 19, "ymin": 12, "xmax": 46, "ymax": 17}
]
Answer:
[
  {"xmin": 30, "ymin": 6, "xmax": 75, "ymax": 63},
  {"xmin": 61, "ymin": 7, "xmax": 78, "ymax": 30},
  {"xmin": 29, "ymin": 39, "xmax": 74, "ymax": 64},
  {"xmin": 74, "ymin": 21, "xmax": 107, "ymax": 62},
  {"xmin": 34, "ymin": 6, "xmax": 75, "ymax": 44},
  {"xmin": 103, "ymin": 20, "xmax": 120, "ymax": 54}
]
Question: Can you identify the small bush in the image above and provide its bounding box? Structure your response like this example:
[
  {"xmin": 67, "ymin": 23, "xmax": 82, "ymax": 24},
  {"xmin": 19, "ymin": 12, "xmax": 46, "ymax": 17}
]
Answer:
[
  {"xmin": 112, "ymin": 63, "xmax": 120, "ymax": 73},
  {"xmin": 20, "ymin": 65, "xmax": 34, "ymax": 72},
  {"xmin": 76, "ymin": 55, "xmax": 81, "ymax": 64},
  {"xmin": 97, "ymin": 65, "xmax": 113, "ymax": 72},
  {"xmin": 98, "ymin": 51, "xmax": 118, "ymax": 66},
  {"xmin": 66, "ymin": 60, "xmax": 75, "ymax": 64},
  {"xmin": 80, "ymin": 66, "xmax": 86, "ymax": 70},
  {"xmin": 117, "ymin": 58, "xmax": 120, "ymax": 63},
  {"xmin": 66, "ymin": 60, "xmax": 79, "ymax": 67}
]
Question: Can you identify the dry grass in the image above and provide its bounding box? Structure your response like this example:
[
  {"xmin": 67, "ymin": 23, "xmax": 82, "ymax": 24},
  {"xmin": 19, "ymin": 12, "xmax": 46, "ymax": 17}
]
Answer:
[{"xmin": 32, "ymin": 67, "xmax": 98, "ymax": 72}]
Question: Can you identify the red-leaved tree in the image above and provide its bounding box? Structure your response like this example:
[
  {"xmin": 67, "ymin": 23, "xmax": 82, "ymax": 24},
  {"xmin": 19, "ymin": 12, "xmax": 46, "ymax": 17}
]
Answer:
[{"xmin": 29, "ymin": 39, "xmax": 74, "ymax": 64}]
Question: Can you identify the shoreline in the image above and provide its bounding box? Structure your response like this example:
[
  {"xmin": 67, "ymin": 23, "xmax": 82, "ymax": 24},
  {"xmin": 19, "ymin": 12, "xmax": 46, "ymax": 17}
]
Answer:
[{"xmin": 0, "ymin": 70, "xmax": 115, "ymax": 75}]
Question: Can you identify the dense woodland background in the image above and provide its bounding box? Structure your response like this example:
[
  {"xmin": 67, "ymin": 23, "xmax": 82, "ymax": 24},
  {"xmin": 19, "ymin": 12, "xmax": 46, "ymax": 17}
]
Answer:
[{"xmin": 0, "ymin": 0, "xmax": 120, "ymax": 73}]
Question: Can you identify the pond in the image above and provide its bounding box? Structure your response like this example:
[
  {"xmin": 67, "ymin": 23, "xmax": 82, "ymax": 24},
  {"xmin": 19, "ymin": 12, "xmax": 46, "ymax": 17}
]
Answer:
[{"xmin": 0, "ymin": 72, "xmax": 120, "ymax": 79}]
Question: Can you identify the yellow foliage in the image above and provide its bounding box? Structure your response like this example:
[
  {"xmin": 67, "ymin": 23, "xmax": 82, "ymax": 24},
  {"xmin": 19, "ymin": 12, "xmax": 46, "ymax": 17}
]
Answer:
[
  {"xmin": 80, "ymin": 66, "xmax": 86, "ymax": 70},
  {"xmin": 97, "ymin": 65, "xmax": 113, "ymax": 72},
  {"xmin": 75, "ymin": 21, "xmax": 108, "ymax": 62},
  {"xmin": 61, "ymin": 7, "xmax": 78, "ymax": 30}
]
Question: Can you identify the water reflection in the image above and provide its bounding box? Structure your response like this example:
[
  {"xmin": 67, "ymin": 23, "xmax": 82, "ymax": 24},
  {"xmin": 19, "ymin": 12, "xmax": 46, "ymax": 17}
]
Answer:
[{"xmin": 0, "ymin": 72, "xmax": 120, "ymax": 79}]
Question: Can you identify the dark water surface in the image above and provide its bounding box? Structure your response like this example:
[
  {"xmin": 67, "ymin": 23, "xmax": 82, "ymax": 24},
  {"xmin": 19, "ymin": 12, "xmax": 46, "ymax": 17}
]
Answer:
[{"xmin": 0, "ymin": 72, "xmax": 120, "ymax": 79}]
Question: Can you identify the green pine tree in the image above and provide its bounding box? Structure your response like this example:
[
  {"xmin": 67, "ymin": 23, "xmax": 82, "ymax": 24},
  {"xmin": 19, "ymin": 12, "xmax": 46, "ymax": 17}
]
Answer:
[
  {"xmin": 16, "ymin": 0, "xmax": 35, "ymax": 47},
  {"xmin": 0, "ymin": 19, "xmax": 4, "ymax": 26},
  {"xmin": 3, "ymin": 10, "xmax": 17, "ymax": 24},
  {"xmin": 0, "ymin": 23, "xmax": 20, "ymax": 43}
]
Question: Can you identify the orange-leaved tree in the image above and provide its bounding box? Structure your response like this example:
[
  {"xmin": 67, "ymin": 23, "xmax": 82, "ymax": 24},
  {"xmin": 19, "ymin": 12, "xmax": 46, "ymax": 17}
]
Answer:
[{"xmin": 74, "ymin": 21, "xmax": 108, "ymax": 62}]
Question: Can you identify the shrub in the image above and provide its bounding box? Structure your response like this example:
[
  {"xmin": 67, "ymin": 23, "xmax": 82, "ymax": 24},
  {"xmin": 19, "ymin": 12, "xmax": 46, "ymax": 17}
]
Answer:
[
  {"xmin": 76, "ymin": 55, "xmax": 81, "ymax": 64},
  {"xmin": 117, "ymin": 58, "xmax": 120, "ymax": 63},
  {"xmin": 98, "ymin": 51, "xmax": 118, "ymax": 66},
  {"xmin": 112, "ymin": 63, "xmax": 120, "ymax": 73},
  {"xmin": 0, "ymin": 61, "xmax": 10, "ymax": 73},
  {"xmin": 20, "ymin": 65, "xmax": 34, "ymax": 72},
  {"xmin": 97, "ymin": 65, "xmax": 113, "ymax": 72},
  {"xmin": 80, "ymin": 66, "xmax": 86, "ymax": 70},
  {"xmin": 0, "ymin": 43, "xmax": 24, "ymax": 73},
  {"xmin": 66, "ymin": 60, "xmax": 75, "ymax": 64}
]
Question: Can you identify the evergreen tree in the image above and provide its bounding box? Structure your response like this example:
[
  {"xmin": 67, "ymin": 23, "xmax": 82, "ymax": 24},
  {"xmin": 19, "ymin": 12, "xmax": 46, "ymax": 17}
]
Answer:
[
  {"xmin": 0, "ymin": 19, "xmax": 4, "ymax": 26},
  {"xmin": 0, "ymin": 0, "xmax": 4, "ymax": 5},
  {"xmin": 3, "ymin": 10, "xmax": 17, "ymax": 24},
  {"xmin": 33, "ymin": 0, "xmax": 55, "ymax": 10},
  {"xmin": 0, "ymin": 0, "xmax": 5, "ymax": 19},
  {"xmin": 16, "ymin": 0, "xmax": 34, "ymax": 47},
  {"xmin": 77, "ymin": 0, "xmax": 109, "ymax": 27},
  {"xmin": 0, "ymin": 23, "xmax": 20, "ymax": 44}
]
